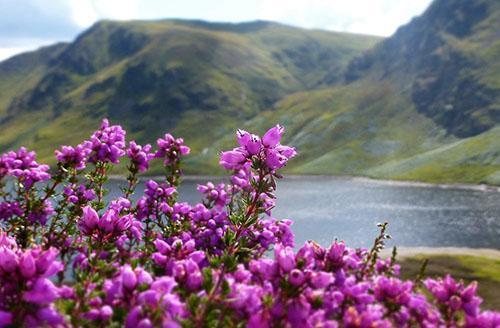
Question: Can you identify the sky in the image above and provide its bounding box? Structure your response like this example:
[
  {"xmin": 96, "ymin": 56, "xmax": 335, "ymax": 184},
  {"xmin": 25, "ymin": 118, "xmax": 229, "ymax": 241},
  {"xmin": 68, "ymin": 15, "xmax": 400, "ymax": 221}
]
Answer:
[{"xmin": 0, "ymin": 0, "xmax": 433, "ymax": 61}]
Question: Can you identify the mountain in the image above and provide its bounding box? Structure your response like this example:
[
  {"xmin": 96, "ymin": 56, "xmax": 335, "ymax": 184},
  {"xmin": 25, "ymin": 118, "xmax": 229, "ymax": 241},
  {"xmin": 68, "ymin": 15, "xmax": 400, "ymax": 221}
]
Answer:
[
  {"xmin": 345, "ymin": 0, "xmax": 500, "ymax": 138},
  {"xmin": 229, "ymin": 0, "xmax": 500, "ymax": 184},
  {"xmin": 0, "ymin": 0, "xmax": 499, "ymax": 184},
  {"xmin": 0, "ymin": 19, "xmax": 379, "ymax": 170}
]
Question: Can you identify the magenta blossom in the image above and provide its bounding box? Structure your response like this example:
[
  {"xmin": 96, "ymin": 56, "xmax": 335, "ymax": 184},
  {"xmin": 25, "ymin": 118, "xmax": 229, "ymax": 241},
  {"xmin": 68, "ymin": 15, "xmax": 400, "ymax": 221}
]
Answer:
[
  {"xmin": 155, "ymin": 133, "xmax": 190, "ymax": 166},
  {"xmin": 0, "ymin": 147, "xmax": 50, "ymax": 188},
  {"xmin": 87, "ymin": 119, "xmax": 126, "ymax": 164},
  {"xmin": 55, "ymin": 142, "xmax": 92, "ymax": 170},
  {"xmin": 79, "ymin": 205, "xmax": 134, "ymax": 239},
  {"xmin": 127, "ymin": 141, "xmax": 155, "ymax": 172},
  {"xmin": 220, "ymin": 125, "xmax": 296, "ymax": 173},
  {"xmin": 262, "ymin": 124, "xmax": 284, "ymax": 147},
  {"xmin": 0, "ymin": 121, "xmax": 498, "ymax": 327},
  {"xmin": 220, "ymin": 148, "xmax": 248, "ymax": 170}
]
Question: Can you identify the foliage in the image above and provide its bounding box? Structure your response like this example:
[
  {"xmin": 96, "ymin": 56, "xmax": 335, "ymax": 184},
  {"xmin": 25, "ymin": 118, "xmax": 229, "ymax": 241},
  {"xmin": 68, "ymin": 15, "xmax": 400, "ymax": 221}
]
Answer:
[{"xmin": 0, "ymin": 120, "xmax": 499, "ymax": 327}]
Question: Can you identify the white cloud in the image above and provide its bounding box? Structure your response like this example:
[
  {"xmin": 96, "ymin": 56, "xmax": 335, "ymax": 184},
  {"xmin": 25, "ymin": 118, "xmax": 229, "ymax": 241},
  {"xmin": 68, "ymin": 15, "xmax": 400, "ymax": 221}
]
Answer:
[
  {"xmin": 92, "ymin": 0, "xmax": 141, "ymax": 20},
  {"xmin": 257, "ymin": 0, "xmax": 432, "ymax": 36},
  {"xmin": 69, "ymin": 0, "xmax": 142, "ymax": 28},
  {"xmin": 69, "ymin": 0, "xmax": 98, "ymax": 28}
]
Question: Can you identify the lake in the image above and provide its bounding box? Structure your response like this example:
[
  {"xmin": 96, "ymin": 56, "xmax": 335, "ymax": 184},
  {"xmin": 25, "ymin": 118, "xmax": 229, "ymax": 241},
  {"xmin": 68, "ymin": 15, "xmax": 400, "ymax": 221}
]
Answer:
[{"xmin": 107, "ymin": 176, "xmax": 500, "ymax": 249}]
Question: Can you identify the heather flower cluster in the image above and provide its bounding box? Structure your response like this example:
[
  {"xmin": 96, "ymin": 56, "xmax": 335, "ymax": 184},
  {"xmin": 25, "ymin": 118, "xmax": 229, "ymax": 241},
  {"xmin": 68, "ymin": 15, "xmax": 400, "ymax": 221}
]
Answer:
[
  {"xmin": 0, "ymin": 147, "xmax": 50, "ymax": 188},
  {"xmin": 87, "ymin": 119, "xmax": 126, "ymax": 164},
  {"xmin": 0, "ymin": 119, "xmax": 498, "ymax": 327},
  {"xmin": 0, "ymin": 232, "xmax": 73, "ymax": 327}
]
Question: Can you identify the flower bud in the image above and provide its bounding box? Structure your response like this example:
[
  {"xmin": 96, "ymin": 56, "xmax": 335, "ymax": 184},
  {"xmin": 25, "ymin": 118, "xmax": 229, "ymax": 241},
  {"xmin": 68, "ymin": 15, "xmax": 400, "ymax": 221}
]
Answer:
[
  {"xmin": 275, "ymin": 245, "xmax": 296, "ymax": 273},
  {"xmin": 20, "ymin": 251, "xmax": 36, "ymax": 278},
  {"xmin": 122, "ymin": 266, "xmax": 137, "ymax": 291},
  {"xmin": 100, "ymin": 305, "xmax": 113, "ymax": 321},
  {"xmin": 289, "ymin": 269, "xmax": 305, "ymax": 286},
  {"xmin": 0, "ymin": 247, "xmax": 17, "ymax": 272}
]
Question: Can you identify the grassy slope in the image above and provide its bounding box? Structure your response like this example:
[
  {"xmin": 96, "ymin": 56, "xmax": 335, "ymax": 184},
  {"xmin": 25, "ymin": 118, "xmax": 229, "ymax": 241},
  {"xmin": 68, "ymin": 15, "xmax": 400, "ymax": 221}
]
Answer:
[
  {"xmin": 0, "ymin": 43, "xmax": 67, "ymax": 115},
  {"xmin": 220, "ymin": 0, "xmax": 500, "ymax": 184},
  {"xmin": 399, "ymin": 255, "xmax": 500, "ymax": 310},
  {"xmin": 0, "ymin": 2, "xmax": 499, "ymax": 185},
  {"xmin": 368, "ymin": 127, "xmax": 500, "ymax": 184},
  {"xmin": 345, "ymin": 0, "xmax": 500, "ymax": 138},
  {"xmin": 247, "ymin": 81, "xmax": 500, "ymax": 184},
  {"xmin": 0, "ymin": 20, "xmax": 380, "ymax": 169},
  {"xmin": 232, "ymin": 81, "xmax": 449, "ymax": 173}
]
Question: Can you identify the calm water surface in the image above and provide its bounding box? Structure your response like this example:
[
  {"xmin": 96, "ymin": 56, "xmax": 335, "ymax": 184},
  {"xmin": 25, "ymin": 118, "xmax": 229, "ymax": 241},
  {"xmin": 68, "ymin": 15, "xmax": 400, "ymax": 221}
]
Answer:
[{"xmin": 108, "ymin": 177, "xmax": 500, "ymax": 249}]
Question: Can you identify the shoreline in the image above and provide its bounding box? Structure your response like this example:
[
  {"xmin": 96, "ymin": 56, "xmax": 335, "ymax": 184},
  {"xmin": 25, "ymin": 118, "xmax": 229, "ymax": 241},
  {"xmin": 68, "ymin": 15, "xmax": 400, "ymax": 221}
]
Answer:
[
  {"xmin": 109, "ymin": 174, "xmax": 500, "ymax": 193},
  {"xmin": 380, "ymin": 247, "xmax": 500, "ymax": 259}
]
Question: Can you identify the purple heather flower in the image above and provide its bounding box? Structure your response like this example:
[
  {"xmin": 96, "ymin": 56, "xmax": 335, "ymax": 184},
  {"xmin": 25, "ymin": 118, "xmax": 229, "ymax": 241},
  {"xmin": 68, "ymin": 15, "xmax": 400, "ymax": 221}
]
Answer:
[
  {"xmin": 287, "ymin": 296, "xmax": 311, "ymax": 324},
  {"xmin": 374, "ymin": 276, "xmax": 412, "ymax": 306},
  {"xmin": 467, "ymin": 311, "xmax": 500, "ymax": 327},
  {"xmin": 275, "ymin": 244, "xmax": 296, "ymax": 272},
  {"xmin": 127, "ymin": 141, "xmax": 155, "ymax": 172},
  {"xmin": 121, "ymin": 265, "xmax": 138, "ymax": 290},
  {"xmin": 264, "ymin": 148, "xmax": 287, "ymax": 170},
  {"xmin": 0, "ymin": 122, "xmax": 499, "ymax": 327},
  {"xmin": 289, "ymin": 269, "xmax": 305, "ymax": 286},
  {"xmin": 19, "ymin": 250, "xmax": 36, "ymax": 278},
  {"xmin": 219, "ymin": 148, "xmax": 248, "ymax": 170},
  {"xmin": 87, "ymin": 119, "xmax": 126, "ymax": 164},
  {"xmin": 237, "ymin": 129, "xmax": 262, "ymax": 155},
  {"xmin": 78, "ymin": 205, "xmax": 134, "ymax": 238},
  {"xmin": 197, "ymin": 182, "xmax": 229, "ymax": 208},
  {"xmin": 221, "ymin": 125, "xmax": 295, "ymax": 172},
  {"xmin": 155, "ymin": 133, "xmax": 190, "ymax": 166},
  {"xmin": 27, "ymin": 199, "xmax": 54, "ymax": 225},
  {"xmin": 137, "ymin": 318, "xmax": 153, "ymax": 328},
  {"xmin": 55, "ymin": 142, "xmax": 92, "ymax": 170},
  {"xmin": 83, "ymin": 309, "xmax": 101, "ymax": 321},
  {"xmin": 0, "ymin": 201, "xmax": 22, "ymax": 221},
  {"xmin": 100, "ymin": 305, "xmax": 113, "ymax": 321},
  {"xmin": 0, "ymin": 147, "xmax": 50, "ymax": 188},
  {"xmin": 262, "ymin": 125, "xmax": 284, "ymax": 148},
  {"xmin": 0, "ymin": 247, "xmax": 17, "ymax": 272},
  {"xmin": 310, "ymin": 271, "xmax": 334, "ymax": 289},
  {"xmin": 327, "ymin": 240, "xmax": 346, "ymax": 269},
  {"xmin": 36, "ymin": 306, "xmax": 65, "ymax": 326},
  {"xmin": 23, "ymin": 278, "xmax": 60, "ymax": 305},
  {"xmin": 79, "ymin": 206, "xmax": 99, "ymax": 235}
]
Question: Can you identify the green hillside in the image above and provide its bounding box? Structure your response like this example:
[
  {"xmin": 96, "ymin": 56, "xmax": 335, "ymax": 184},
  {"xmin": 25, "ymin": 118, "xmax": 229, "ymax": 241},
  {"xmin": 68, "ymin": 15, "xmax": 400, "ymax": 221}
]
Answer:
[
  {"xmin": 230, "ymin": 0, "xmax": 500, "ymax": 184},
  {"xmin": 346, "ymin": 0, "xmax": 500, "ymax": 138},
  {"xmin": 0, "ymin": 0, "xmax": 499, "ymax": 184},
  {"xmin": 0, "ymin": 19, "xmax": 380, "ymax": 167}
]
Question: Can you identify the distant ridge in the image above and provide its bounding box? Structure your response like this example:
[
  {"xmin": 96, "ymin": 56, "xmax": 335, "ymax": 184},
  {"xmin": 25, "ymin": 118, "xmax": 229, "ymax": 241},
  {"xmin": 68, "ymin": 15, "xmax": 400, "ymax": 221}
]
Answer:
[
  {"xmin": 0, "ymin": 0, "xmax": 499, "ymax": 184},
  {"xmin": 0, "ymin": 18, "xmax": 380, "ymax": 171}
]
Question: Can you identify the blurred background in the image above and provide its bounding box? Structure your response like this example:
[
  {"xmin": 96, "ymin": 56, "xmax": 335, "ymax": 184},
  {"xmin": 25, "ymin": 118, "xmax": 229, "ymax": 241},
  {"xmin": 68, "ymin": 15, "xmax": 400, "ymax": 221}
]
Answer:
[{"xmin": 0, "ymin": 0, "xmax": 499, "ymax": 309}]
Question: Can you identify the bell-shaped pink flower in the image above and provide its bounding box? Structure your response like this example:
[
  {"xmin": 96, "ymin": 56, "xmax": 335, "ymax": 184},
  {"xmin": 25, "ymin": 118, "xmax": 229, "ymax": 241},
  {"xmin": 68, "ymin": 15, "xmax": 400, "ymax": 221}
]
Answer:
[
  {"xmin": 275, "ymin": 244, "xmax": 295, "ymax": 273},
  {"xmin": 20, "ymin": 251, "xmax": 36, "ymax": 278},
  {"xmin": 262, "ymin": 125, "xmax": 284, "ymax": 147},
  {"xmin": 122, "ymin": 265, "xmax": 137, "ymax": 291},
  {"xmin": 220, "ymin": 149, "xmax": 247, "ymax": 170},
  {"xmin": 79, "ymin": 206, "xmax": 99, "ymax": 235},
  {"xmin": 23, "ymin": 278, "xmax": 60, "ymax": 305},
  {"xmin": 0, "ymin": 247, "xmax": 17, "ymax": 272}
]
